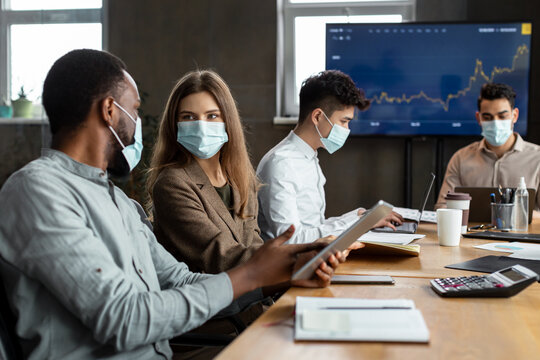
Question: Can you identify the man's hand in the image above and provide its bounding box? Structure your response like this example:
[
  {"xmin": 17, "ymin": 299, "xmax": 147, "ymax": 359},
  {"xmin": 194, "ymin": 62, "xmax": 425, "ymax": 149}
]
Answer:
[
  {"xmin": 290, "ymin": 236, "xmax": 350, "ymax": 288},
  {"xmin": 227, "ymin": 226, "xmax": 328, "ymax": 298},
  {"xmin": 373, "ymin": 211, "xmax": 404, "ymax": 230}
]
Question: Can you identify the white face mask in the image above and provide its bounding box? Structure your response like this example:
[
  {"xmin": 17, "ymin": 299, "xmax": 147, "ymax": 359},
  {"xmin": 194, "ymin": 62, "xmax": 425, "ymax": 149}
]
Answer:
[
  {"xmin": 481, "ymin": 120, "xmax": 513, "ymax": 146},
  {"xmin": 176, "ymin": 120, "xmax": 229, "ymax": 159},
  {"xmin": 315, "ymin": 111, "xmax": 351, "ymax": 154},
  {"xmin": 109, "ymin": 101, "xmax": 143, "ymax": 171}
]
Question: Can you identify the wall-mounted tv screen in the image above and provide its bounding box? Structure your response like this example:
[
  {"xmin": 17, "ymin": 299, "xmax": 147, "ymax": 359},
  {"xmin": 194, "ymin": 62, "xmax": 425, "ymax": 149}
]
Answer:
[{"xmin": 326, "ymin": 22, "xmax": 532, "ymax": 136}]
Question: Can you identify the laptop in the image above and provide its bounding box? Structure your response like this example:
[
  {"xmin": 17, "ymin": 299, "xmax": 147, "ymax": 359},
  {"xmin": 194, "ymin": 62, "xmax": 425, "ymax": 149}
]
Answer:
[
  {"xmin": 291, "ymin": 200, "xmax": 393, "ymax": 281},
  {"xmin": 455, "ymin": 187, "xmax": 536, "ymax": 224},
  {"xmin": 373, "ymin": 173, "xmax": 436, "ymax": 234}
]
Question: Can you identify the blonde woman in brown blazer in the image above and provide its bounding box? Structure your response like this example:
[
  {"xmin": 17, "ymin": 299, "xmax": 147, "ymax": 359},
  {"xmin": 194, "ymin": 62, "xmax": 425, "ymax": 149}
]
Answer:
[
  {"xmin": 146, "ymin": 71, "xmax": 351, "ymax": 358},
  {"xmin": 147, "ymin": 70, "xmax": 265, "ymax": 274}
]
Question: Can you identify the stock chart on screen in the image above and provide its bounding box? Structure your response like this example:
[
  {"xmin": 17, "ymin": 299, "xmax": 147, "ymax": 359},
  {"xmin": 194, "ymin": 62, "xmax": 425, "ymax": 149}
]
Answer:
[{"xmin": 326, "ymin": 22, "xmax": 532, "ymax": 136}]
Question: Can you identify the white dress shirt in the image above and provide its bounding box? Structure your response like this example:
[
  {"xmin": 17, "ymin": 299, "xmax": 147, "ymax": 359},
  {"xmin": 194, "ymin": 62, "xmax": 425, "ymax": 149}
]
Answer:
[{"xmin": 257, "ymin": 131, "xmax": 359, "ymax": 244}]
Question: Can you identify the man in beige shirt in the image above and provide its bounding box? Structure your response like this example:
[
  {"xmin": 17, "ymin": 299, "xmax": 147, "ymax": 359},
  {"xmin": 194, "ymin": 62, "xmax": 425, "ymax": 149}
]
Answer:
[{"xmin": 436, "ymin": 83, "xmax": 540, "ymax": 210}]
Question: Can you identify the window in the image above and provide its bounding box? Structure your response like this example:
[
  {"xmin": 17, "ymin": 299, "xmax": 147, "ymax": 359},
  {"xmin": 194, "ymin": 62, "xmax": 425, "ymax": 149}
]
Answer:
[
  {"xmin": 0, "ymin": 0, "xmax": 105, "ymax": 117},
  {"xmin": 276, "ymin": 0, "xmax": 415, "ymax": 123}
]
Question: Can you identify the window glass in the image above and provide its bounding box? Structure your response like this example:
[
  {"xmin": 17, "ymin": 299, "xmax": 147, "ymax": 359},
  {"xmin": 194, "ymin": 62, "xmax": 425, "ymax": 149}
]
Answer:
[
  {"xmin": 10, "ymin": 23, "xmax": 102, "ymax": 102},
  {"xmin": 8, "ymin": 0, "xmax": 102, "ymax": 10},
  {"xmin": 293, "ymin": 14, "xmax": 401, "ymax": 105},
  {"xmin": 290, "ymin": 0, "xmax": 405, "ymax": 3}
]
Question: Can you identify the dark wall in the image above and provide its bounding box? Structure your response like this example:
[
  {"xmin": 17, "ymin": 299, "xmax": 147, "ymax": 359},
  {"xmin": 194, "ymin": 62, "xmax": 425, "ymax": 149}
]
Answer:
[
  {"xmin": 2, "ymin": 1, "xmax": 537, "ymax": 215},
  {"xmin": 104, "ymin": 0, "xmax": 540, "ymax": 217}
]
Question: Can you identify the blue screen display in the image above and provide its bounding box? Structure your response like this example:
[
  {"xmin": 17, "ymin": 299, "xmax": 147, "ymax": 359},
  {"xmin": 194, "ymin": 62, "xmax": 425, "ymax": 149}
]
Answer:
[{"xmin": 326, "ymin": 22, "xmax": 532, "ymax": 136}]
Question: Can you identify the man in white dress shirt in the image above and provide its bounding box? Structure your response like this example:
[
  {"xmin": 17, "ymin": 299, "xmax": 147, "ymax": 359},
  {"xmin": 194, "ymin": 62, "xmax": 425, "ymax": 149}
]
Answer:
[{"xmin": 257, "ymin": 70, "xmax": 402, "ymax": 244}]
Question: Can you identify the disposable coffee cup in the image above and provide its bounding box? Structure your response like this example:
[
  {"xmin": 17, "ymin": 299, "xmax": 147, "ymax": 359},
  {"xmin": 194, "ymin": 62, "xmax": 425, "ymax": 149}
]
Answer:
[
  {"xmin": 445, "ymin": 192, "xmax": 472, "ymax": 234},
  {"xmin": 437, "ymin": 208, "xmax": 462, "ymax": 247}
]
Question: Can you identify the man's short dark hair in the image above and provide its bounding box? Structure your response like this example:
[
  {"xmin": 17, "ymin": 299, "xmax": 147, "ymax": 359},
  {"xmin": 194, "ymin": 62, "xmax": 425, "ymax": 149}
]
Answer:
[
  {"xmin": 298, "ymin": 70, "xmax": 370, "ymax": 123},
  {"xmin": 43, "ymin": 49, "xmax": 127, "ymax": 135},
  {"xmin": 477, "ymin": 83, "xmax": 516, "ymax": 110}
]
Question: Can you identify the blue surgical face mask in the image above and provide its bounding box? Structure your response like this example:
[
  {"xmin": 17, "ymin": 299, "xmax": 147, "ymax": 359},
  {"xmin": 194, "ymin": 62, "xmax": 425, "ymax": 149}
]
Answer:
[
  {"xmin": 481, "ymin": 119, "xmax": 513, "ymax": 146},
  {"xmin": 177, "ymin": 121, "xmax": 229, "ymax": 159},
  {"xmin": 109, "ymin": 101, "xmax": 143, "ymax": 171},
  {"xmin": 315, "ymin": 111, "xmax": 351, "ymax": 154}
]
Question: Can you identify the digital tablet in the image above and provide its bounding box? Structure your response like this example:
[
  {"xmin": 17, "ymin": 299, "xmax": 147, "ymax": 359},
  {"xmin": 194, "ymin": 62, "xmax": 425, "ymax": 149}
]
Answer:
[{"xmin": 291, "ymin": 200, "xmax": 394, "ymax": 281}]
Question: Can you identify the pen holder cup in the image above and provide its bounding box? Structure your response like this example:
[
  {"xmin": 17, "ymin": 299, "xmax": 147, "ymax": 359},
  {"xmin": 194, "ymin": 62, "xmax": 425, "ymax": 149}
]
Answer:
[{"xmin": 491, "ymin": 203, "xmax": 514, "ymax": 231}]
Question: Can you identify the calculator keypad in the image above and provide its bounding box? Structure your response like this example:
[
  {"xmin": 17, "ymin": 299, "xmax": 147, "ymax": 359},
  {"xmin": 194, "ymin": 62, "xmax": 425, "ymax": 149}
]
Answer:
[{"xmin": 433, "ymin": 276, "xmax": 503, "ymax": 292}]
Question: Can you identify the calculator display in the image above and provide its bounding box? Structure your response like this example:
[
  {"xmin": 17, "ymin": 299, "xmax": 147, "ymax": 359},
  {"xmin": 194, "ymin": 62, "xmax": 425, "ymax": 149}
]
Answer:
[{"xmin": 499, "ymin": 268, "xmax": 526, "ymax": 282}]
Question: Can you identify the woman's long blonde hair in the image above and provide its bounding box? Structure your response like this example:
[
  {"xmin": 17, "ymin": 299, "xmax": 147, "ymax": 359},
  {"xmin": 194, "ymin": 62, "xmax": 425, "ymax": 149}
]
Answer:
[{"xmin": 146, "ymin": 70, "xmax": 257, "ymax": 218}]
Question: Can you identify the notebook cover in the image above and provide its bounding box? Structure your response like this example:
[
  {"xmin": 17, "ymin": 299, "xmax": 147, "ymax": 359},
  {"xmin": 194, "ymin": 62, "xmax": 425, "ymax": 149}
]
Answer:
[
  {"xmin": 445, "ymin": 255, "xmax": 540, "ymax": 282},
  {"xmin": 359, "ymin": 242, "xmax": 420, "ymax": 256}
]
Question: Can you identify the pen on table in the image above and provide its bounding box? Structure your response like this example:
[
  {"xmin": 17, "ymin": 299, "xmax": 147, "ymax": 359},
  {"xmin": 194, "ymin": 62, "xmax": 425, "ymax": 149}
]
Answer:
[
  {"xmin": 468, "ymin": 224, "xmax": 494, "ymax": 230},
  {"xmin": 320, "ymin": 306, "xmax": 412, "ymax": 310}
]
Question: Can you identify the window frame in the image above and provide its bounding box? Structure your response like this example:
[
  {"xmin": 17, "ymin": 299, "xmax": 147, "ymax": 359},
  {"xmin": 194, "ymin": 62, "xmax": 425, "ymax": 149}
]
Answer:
[
  {"xmin": 0, "ymin": 0, "xmax": 107, "ymax": 105},
  {"xmin": 276, "ymin": 0, "xmax": 416, "ymax": 124}
]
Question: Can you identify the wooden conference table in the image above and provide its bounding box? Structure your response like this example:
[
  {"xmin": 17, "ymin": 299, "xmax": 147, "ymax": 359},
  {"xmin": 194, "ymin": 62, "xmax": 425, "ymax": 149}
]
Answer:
[{"xmin": 216, "ymin": 221, "xmax": 540, "ymax": 360}]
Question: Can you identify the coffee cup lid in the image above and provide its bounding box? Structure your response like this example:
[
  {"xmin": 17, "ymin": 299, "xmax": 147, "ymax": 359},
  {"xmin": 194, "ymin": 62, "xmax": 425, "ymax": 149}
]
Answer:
[{"xmin": 445, "ymin": 191, "xmax": 471, "ymax": 200}]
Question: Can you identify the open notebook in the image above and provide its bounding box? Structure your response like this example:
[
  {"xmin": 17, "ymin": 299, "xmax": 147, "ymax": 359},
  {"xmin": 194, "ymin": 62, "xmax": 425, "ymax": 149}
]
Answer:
[
  {"xmin": 356, "ymin": 232, "xmax": 424, "ymax": 256},
  {"xmin": 295, "ymin": 297, "xmax": 430, "ymax": 342}
]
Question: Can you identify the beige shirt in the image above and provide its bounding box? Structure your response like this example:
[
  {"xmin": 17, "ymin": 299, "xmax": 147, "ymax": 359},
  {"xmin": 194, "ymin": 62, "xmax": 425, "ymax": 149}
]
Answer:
[{"xmin": 436, "ymin": 134, "xmax": 540, "ymax": 210}]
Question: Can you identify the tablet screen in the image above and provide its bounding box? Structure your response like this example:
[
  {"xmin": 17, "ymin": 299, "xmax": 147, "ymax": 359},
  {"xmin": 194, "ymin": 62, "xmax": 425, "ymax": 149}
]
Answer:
[{"xmin": 291, "ymin": 200, "xmax": 393, "ymax": 281}]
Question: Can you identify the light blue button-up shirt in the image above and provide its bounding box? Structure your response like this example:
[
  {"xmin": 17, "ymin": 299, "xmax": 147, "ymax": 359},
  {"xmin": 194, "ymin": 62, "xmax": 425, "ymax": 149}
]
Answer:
[{"xmin": 0, "ymin": 149, "xmax": 233, "ymax": 359}]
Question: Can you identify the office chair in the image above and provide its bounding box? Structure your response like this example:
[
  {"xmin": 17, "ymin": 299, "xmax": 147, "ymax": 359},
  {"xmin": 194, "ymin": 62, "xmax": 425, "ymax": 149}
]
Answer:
[{"xmin": 0, "ymin": 275, "xmax": 23, "ymax": 360}]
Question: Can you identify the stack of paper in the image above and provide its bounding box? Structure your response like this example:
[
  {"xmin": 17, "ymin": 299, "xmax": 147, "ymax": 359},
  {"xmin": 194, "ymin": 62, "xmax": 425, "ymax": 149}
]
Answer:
[
  {"xmin": 394, "ymin": 207, "xmax": 437, "ymax": 223},
  {"xmin": 358, "ymin": 231, "xmax": 425, "ymax": 245},
  {"xmin": 295, "ymin": 296, "xmax": 430, "ymax": 342},
  {"xmin": 356, "ymin": 231, "xmax": 425, "ymax": 256}
]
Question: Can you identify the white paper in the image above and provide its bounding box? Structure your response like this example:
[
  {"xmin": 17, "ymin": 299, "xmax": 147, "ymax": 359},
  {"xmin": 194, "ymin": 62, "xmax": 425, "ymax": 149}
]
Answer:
[
  {"xmin": 302, "ymin": 310, "xmax": 350, "ymax": 332},
  {"xmin": 509, "ymin": 250, "xmax": 540, "ymax": 260},
  {"xmin": 295, "ymin": 297, "xmax": 430, "ymax": 342},
  {"xmin": 393, "ymin": 207, "xmax": 437, "ymax": 223},
  {"xmin": 358, "ymin": 231, "xmax": 425, "ymax": 245},
  {"xmin": 393, "ymin": 207, "xmax": 420, "ymax": 221},
  {"xmin": 474, "ymin": 242, "xmax": 540, "ymax": 253},
  {"xmin": 420, "ymin": 210, "xmax": 437, "ymax": 223}
]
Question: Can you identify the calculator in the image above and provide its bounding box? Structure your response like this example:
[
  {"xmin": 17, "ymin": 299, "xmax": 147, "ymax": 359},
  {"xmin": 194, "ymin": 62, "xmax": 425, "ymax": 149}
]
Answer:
[{"xmin": 430, "ymin": 264, "xmax": 539, "ymax": 297}]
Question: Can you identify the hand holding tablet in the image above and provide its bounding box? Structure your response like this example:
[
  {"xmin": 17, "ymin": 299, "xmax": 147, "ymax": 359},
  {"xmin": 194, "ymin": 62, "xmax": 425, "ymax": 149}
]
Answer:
[{"xmin": 291, "ymin": 200, "xmax": 394, "ymax": 281}]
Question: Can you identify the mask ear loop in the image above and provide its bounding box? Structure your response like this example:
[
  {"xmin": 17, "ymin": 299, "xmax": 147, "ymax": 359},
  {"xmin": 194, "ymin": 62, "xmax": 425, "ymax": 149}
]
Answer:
[
  {"xmin": 315, "ymin": 110, "xmax": 333, "ymax": 139},
  {"xmin": 113, "ymin": 101, "xmax": 137, "ymax": 124},
  {"xmin": 321, "ymin": 111, "xmax": 334, "ymax": 127},
  {"xmin": 109, "ymin": 101, "xmax": 137, "ymax": 149},
  {"xmin": 108, "ymin": 125, "xmax": 126, "ymax": 149}
]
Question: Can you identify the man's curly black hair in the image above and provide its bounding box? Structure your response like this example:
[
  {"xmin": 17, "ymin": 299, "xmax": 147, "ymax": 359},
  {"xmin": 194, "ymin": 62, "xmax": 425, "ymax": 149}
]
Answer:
[
  {"xmin": 43, "ymin": 49, "xmax": 127, "ymax": 135},
  {"xmin": 298, "ymin": 70, "xmax": 370, "ymax": 123},
  {"xmin": 477, "ymin": 83, "xmax": 516, "ymax": 110}
]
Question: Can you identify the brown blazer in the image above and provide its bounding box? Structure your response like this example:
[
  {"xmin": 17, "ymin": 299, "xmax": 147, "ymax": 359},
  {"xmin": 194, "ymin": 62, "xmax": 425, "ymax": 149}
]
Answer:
[{"xmin": 152, "ymin": 160, "xmax": 264, "ymax": 274}]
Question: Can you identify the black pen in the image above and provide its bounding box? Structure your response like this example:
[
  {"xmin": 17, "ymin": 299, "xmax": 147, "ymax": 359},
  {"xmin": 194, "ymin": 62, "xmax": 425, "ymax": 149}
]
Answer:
[
  {"xmin": 490, "ymin": 193, "xmax": 496, "ymax": 203},
  {"xmin": 468, "ymin": 224, "xmax": 494, "ymax": 231}
]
